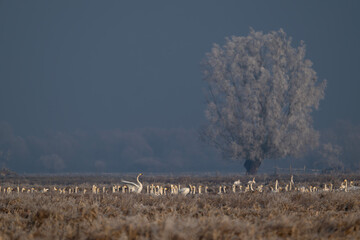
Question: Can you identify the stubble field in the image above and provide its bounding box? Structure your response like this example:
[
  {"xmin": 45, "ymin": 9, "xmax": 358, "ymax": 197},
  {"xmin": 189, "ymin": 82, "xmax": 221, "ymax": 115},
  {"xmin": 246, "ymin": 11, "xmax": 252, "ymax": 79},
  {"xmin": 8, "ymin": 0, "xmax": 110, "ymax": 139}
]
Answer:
[{"xmin": 0, "ymin": 174, "xmax": 359, "ymax": 239}]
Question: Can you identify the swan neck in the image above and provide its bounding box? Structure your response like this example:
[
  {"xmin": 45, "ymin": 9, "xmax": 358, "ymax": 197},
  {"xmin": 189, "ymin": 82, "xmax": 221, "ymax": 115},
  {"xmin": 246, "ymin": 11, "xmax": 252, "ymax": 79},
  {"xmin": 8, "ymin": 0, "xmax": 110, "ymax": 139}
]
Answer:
[{"xmin": 137, "ymin": 175, "xmax": 142, "ymax": 187}]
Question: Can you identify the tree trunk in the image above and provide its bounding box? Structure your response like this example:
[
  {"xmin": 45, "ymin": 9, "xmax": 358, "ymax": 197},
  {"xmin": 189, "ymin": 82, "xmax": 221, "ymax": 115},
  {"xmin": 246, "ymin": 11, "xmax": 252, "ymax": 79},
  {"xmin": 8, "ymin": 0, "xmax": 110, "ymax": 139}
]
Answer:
[{"xmin": 244, "ymin": 159, "xmax": 262, "ymax": 175}]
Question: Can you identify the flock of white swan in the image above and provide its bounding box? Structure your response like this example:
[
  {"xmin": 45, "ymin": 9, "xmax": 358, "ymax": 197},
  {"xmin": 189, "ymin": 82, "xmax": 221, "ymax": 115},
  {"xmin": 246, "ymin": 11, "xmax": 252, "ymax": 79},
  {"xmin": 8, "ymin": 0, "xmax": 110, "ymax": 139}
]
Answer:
[{"xmin": 0, "ymin": 173, "xmax": 359, "ymax": 195}]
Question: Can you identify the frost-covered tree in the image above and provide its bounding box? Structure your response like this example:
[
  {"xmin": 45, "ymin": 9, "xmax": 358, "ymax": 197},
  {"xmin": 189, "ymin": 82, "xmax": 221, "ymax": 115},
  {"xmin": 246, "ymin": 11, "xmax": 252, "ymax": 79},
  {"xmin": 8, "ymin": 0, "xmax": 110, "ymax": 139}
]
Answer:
[{"xmin": 201, "ymin": 29, "xmax": 326, "ymax": 174}]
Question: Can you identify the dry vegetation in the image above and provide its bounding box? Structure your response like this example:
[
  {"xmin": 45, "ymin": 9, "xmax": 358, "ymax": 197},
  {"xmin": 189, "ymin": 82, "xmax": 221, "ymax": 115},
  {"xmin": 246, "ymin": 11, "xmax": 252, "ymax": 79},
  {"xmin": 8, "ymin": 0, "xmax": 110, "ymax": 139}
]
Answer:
[{"xmin": 0, "ymin": 174, "xmax": 360, "ymax": 239}]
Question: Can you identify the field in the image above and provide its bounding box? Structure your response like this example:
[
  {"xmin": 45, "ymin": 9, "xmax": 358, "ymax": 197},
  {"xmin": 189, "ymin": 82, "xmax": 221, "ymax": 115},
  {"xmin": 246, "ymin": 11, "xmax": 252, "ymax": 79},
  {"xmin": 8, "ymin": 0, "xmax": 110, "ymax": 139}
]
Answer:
[{"xmin": 0, "ymin": 174, "xmax": 360, "ymax": 239}]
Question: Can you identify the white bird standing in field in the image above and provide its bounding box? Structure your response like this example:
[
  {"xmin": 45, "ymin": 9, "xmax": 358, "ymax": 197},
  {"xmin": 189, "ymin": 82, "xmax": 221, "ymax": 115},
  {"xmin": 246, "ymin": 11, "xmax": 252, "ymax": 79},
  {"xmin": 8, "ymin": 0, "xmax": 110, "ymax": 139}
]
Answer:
[
  {"xmin": 290, "ymin": 175, "xmax": 295, "ymax": 191},
  {"xmin": 232, "ymin": 180, "xmax": 241, "ymax": 193},
  {"xmin": 179, "ymin": 185, "xmax": 191, "ymax": 196},
  {"xmin": 121, "ymin": 173, "xmax": 143, "ymax": 193},
  {"xmin": 271, "ymin": 180, "xmax": 279, "ymax": 193},
  {"xmin": 170, "ymin": 184, "xmax": 176, "ymax": 194},
  {"xmin": 198, "ymin": 185, "xmax": 202, "ymax": 194},
  {"xmin": 218, "ymin": 186, "xmax": 223, "ymax": 194},
  {"xmin": 92, "ymin": 185, "xmax": 97, "ymax": 194},
  {"xmin": 339, "ymin": 179, "xmax": 348, "ymax": 192},
  {"xmin": 323, "ymin": 184, "xmax": 330, "ymax": 192},
  {"xmin": 234, "ymin": 180, "xmax": 241, "ymax": 186},
  {"xmin": 247, "ymin": 178, "xmax": 256, "ymax": 191},
  {"xmin": 191, "ymin": 185, "xmax": 196, "ymax": 194},
  {"xmin": 348, "ymin": 181, "xmax": 360, "ymax": 191}
]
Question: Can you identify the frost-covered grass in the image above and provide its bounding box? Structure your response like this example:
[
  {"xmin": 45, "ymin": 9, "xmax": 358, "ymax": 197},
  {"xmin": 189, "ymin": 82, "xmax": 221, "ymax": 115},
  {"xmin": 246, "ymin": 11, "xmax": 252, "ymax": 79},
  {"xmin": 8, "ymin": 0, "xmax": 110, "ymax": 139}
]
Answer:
[{"xmin": 0, "ymin": 174, "xmax": 359, "ymax": 239}]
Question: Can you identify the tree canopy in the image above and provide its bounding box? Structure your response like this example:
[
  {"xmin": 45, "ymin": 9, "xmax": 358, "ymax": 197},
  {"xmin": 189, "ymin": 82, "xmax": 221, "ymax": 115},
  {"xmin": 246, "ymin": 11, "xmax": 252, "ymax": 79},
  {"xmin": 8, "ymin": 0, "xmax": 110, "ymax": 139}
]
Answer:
[{"xmin": 201, "ymin": 29, "xmax": 326, "ymax": 174}]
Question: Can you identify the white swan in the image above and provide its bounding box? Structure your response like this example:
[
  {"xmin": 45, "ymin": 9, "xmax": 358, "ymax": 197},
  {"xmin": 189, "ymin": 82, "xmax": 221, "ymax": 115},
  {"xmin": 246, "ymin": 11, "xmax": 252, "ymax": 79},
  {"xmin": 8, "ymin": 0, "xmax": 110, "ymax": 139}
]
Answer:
[
  {"xmin": 247, "ymin": 178, "xmax": 256, "ymax": 192},
  {"xmin": 272, "ymin": 180, "xmax": 279, "ymax": 193},
  {"xmin": 191, "ymin": 185, "xmax": 196, "ymax": 194},
  {"xmin": 198, "ymin": 185, "xmax": 202, "ymax": 194},
  {"xmin": 339, "ymin": 179, "xmax": 348, "ymax": 192},
  {"xmin": 233, "ymin": 180, "xmax": 241, "ymax": 186},
  {"xmin": 290, "ymin": 175, "xmax": 295, "ymax": 191},
  {"xmin": 121, "ymin": 173, "xmax": 143, "ymax": 193},
  {"xmin": 348, "ymin": 181, "xmax": 360, "ymax": 191},
  {"xmin": 179, "ymin": 185, "xmax": 191, "ymax": 196},
  {"xmin": 233, "ymin": 180, "xmax": 241, "ymax": 193}
]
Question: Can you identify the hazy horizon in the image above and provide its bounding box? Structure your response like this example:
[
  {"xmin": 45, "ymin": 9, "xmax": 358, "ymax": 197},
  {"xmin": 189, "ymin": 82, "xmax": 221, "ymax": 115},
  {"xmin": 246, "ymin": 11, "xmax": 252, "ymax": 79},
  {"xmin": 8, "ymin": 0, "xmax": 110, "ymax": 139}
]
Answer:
[{"xmin": 1, "ymin": 1, "xmax": 360, "ymax": 173}]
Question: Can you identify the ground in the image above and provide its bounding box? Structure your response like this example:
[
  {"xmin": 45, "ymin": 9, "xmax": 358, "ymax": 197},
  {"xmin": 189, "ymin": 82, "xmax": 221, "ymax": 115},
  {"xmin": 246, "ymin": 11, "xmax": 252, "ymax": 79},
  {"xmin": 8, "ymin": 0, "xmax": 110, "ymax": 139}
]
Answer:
[{"xmin": 0, "ymin": 174, "xmax": 359, "ymax": 239}]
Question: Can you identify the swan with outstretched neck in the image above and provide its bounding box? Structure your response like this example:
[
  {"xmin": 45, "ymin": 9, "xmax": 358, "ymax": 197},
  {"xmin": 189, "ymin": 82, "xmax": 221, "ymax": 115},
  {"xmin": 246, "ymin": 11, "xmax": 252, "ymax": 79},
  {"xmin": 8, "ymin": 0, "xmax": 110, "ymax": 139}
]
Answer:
[{"xmin": 121, "ymin": 173, "xmax": 143, "ymax": 193}]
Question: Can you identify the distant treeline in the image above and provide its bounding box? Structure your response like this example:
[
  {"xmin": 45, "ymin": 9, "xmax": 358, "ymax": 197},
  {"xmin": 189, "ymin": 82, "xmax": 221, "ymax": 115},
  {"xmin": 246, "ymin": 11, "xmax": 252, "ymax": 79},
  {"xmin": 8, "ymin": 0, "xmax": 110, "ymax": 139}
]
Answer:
[{"xmin": 0, "ymin": 120, "xmax": 359, "ymax": 173}]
